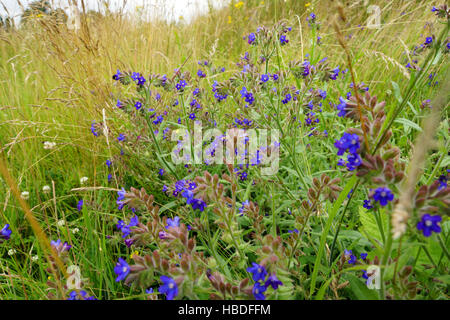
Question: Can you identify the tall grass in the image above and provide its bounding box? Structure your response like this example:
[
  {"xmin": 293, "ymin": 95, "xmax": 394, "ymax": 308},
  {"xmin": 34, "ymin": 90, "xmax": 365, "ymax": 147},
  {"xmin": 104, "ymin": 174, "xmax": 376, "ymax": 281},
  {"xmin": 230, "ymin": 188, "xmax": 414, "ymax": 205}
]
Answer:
[{"xmin": 0, "ymin": 0, "xmax": 446, "ymax": 299}]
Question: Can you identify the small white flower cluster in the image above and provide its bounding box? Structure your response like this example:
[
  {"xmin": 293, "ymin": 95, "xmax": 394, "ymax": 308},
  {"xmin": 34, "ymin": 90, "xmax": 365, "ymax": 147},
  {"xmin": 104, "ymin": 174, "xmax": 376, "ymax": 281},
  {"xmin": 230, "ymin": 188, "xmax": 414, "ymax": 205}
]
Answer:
[
  {"xmin": 20, "ymin": 191, "xmax": 29, "ymax": 200},
  {"xmin": 43, "ymin": 141, "xmax": 57, "ymax": 150},
  {"xmin": 42, "ymin": 185, "xmax": 51, "ymax": 194},
  {"xmin": 80, "ymin": 177, "xmax": 89, "ymax": 185}
]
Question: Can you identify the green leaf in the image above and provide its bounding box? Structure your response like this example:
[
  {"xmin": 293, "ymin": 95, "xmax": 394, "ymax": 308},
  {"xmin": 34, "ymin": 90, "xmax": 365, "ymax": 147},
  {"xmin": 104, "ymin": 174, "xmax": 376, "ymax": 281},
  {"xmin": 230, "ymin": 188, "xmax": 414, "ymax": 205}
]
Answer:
[
  {"xmin": 344, "ymin": 274, "xmax": 379, "ymax": 300},
  {"xmin": 391, "ymin": 81, "xmax": 403, "ymax": 103},
  {"xmin": 394, "ymin": 118, "xmax": 422, "ymax": 133},
  {"xmin": 310, "ymin": 174, "xmax": 357, "ymax": 297},
  {"xmin": 359, "ymin": 206, "xmax": 388, "ymax": 242}
]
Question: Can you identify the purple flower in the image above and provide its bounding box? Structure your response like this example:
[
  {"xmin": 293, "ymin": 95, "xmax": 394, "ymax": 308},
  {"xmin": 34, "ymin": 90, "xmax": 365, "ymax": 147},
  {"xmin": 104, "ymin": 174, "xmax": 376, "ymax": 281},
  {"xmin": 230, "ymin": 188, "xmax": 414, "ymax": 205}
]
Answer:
[
  {"xmin": 91, "ymin": 121, "xmax": 99, "ymax": 137},
  {"xmin": 260, "ymin": 74, "xmax": 269, "ymax": 83},
  {"xmin": 0, "ymin": 224, "xmax": 12, "ymax": 241},
  {"xmin": 51, "ymin": 239, "xmax": 71, "ymax": 252},
  {"xmin": 175, "ymin": 80, "xmax": 187, "ymax": 91},
  {"xmin": 336, "ymin": 97, "xmax": 347, "ymax": 117},
  {"xmin": 114, "ymin": 258, "xmax": 130, "ymax": 282},
  {"xmin": 438, "ymin": 174, "xmax": 448, "ymax": 190},
  {"xmin": 330, "ymin": 66, "xmax": 340, "ymax": 80},
  {"xmin": 252, "ymin": 282, "xmax": 267, "ymax": 300},
  {"xmin": 265, "ymin": 274, "xmax": 283, "ymax": 290},
  {"xmin": 190, "ymin": 198, "xmax": 207, "ymax": 211},
  {"xmin": 344, "ymin": 250, "xmax": 357, "ymax": 264},
  {"xmin": 129, "ymin": 215, "xmax": 139, "ymax": 227},
  {"xmin": 247, "ymin": 32, "xmax": 256, "ymax": 45},
  {"xmin": 77, "ymin": 199, "xmax": 83, "ymax": 212},
  {"xmin": 159, "ymin": 276, "xmax": 178, "ymax": 300},
  {"xmin": 166, "ymin": 216, "xmax": 180, "ymax": 229},
  {"xmin": 334, "ymin": 132, "xmax": 360, "ymax": 156},
  {"xmin": 372, "ymin": 187, "xmax": 394, "ymax": 206},
  {"xmin": 197, "ymin": 69, "xmax": 206, "ymax": 78},
  {"xmin": 117, "ymin": 133, "xmax": 125, "ymax": 142},
  {"xmin": 247, "ymin": 262, "xmax": 267, "ymax": 282},
  {"xmin": 363, "ymin": 199, "xmax": 374, "ymax": 210},
  {"xmin": 112, "ymin": 69, "xmax": 121, "ymax": 81},
  {"xmin": 417, "ymin": 214, "xmax": 442, "ymax": 237},
  {"xmin": 346, "ymin": 153, "xmax": 362, "ymax": 171},
  {"xmin": 279, "ymin": 35, "xmax": 289, "ymax": 45}
]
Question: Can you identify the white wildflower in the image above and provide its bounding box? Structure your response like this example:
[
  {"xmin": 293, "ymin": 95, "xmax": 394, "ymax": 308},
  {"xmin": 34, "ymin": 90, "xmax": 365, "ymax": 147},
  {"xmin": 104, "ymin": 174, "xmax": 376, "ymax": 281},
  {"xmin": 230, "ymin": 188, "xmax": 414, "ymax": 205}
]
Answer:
[
  {"xmin": 8, "ymin": 249, "xmax": 16, "ymax": 256},
  {"xmin": 72, "ymin": 228, "xmax": 79, "ymax": 234},
  {"xmin": 43, "ymin": 141, "xmax": 57, "ymax": 150},
  {"xmin": 80, "ymin": 177, "xmax": 88, "ymax": 185},
  {"xmin": 57, "ymin": 220, "xmax": 65, "ymax": 227},
  {"xmin": 20, "ymin": 191, "xmax": 30, "ymax": 200},
  {"xmin": 42, "ymin": 185, "xmax": 51, "ymax": 194}
]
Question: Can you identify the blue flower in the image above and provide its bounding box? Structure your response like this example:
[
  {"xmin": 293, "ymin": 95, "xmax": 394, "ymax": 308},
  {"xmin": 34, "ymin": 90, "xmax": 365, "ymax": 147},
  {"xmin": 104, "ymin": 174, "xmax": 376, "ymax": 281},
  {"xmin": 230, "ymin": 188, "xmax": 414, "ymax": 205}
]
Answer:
[
  {"xmin": 159, "ymin": 276, "xmax": 178, "ymax": 300},
  {"xmin": 114, "ymin": 258, "xmax": 130, "ymax": 282},
  {"xmin": 166, "ymin": 216, "xmax": 180, "ymax": 229},
  {"xmin": 363, "ymin": 199, "xmax": 374, "ymax": 210},
  {"xmin": 330, "ymin": 66, "xmax": 340, "ymax": 80},
  {"xmin": 252, "ymin": 282, "xmax": 267, "ymax": 300},
  {"xmin": 158, "ymin": 168, "xmax": 164, "ymax": 176},
  {"xmin": 50, "ymin": 239, "xmax": 71, "ymax": 252},
  {"xmin": 137, "ymin": 76, "xmax": 146, "ymax": 86},
  {"xmin": 417, "ymin": 214, "xmax": 442, "ymax": 237},
  {"xmin": 90, "ymin": 121, "xmax": 99, "ymax": 137},
  {"xmin": 247, "ymin": 262, "xmax": 267, "ymax": 282},
  {"xmin": 197, "ymin": 69, "xmax": 206, "ymax": 78},
  {"xmin": 344, "ymin": 250, "xmax": 357, "ymax": 264},
  {"xmin": 334, "ymin": 132, "xmax": 360, "ymax": 156},
  {"xmin": 68, "ymin": 290, "xmax": 96, "ymax": 300},
  {"xmin": 189, "ymin": 113, "xmax": 196, "ymax": 120},
  {"xmin": 346, "ymin": 153, "xmax": 362, "ymax": 171},
  {"xmin": 129, "ymin": 215, "xmax": 139, "ymax": 227},
  {"xmin": 117, "ymin": 133, "xmax": 125, "ymax": 142},
  {"xmin": 438, "ymin": 174, "xmax": 448, "ymax": 190},
  {"xmin": 279, "ymin": 35, "xmax": 289, "ymax": 45},
  {"xmin": 190, "ymin": 198, "xmax": 207, "ymax": 211},
  {"xmin": 0, "ymin": 224, "xmax": 12, "ymax": 241},
  {"xmin": 117, "ymin": 187, "xmax": 126, "ymax": 210},
  {"xmin": 77, "ymin": 199, "xmax": 83, "ymax": 212},
  {"xmin": 106, "ymin": 159, "xmax": 112, "ymax": 168},
  {"xmin": 260, "ymin": 74, "xmax": 269, "ymax": 83},
  {"xmin": 247, "ymin": 32, "xmax": 256, "ymax": 45},
  {"xmin": 372, "ymin": 187, "xmax": 394, "ymax": 206},
  {"xmin": 176, "ymin": 80, "xmax": 187, "ymax": 91},
  {"xmin": 360, "ymin": 253, "xmax": 368, "ymax": 260},
  {"xmin": 336, "ymin": 97, "xmax": 347, "ymax": 117},
  {"xmin": 112, "ymin": 69, "xmax": 121, "ymax": 81},
  {"xmin": 265, "ymin": 274, "xmax": 283, "ymax": 290},
  {"xmin": 424, "ymin": 37, "xmax": 433, "ymax": 45},
  {"xmin": 134, "ymin": 101, "xmax": 142, "ymax": 110}
]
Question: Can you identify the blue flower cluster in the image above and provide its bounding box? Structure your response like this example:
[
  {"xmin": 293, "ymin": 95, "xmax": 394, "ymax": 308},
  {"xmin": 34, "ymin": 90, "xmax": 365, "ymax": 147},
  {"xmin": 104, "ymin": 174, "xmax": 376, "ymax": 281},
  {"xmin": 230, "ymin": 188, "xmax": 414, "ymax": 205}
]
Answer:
[
  {"xmin": 246, "ymin": 263, "xmax": 283, "ymax": 300},
  {"xmin": 334, "ymin": 132, "xmax": 362, "ymax": 171}
]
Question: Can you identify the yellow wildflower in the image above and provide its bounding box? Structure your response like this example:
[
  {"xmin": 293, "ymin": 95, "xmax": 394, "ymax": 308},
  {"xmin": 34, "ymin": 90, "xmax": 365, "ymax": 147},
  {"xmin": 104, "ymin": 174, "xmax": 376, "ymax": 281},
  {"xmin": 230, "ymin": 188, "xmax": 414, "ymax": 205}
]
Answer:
[{"xmin": 235, "ymin": 1, "xmax": 244, "ymax": 9}]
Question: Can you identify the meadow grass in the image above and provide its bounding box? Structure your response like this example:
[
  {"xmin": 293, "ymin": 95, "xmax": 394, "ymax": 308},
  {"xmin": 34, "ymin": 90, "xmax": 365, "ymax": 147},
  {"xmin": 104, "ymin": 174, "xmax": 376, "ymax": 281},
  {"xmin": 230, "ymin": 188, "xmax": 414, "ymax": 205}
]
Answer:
[{"xmin": 0, "ymin": 0, "xmax": 448, "ymax": 300}]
